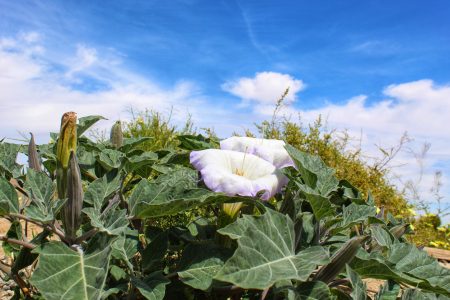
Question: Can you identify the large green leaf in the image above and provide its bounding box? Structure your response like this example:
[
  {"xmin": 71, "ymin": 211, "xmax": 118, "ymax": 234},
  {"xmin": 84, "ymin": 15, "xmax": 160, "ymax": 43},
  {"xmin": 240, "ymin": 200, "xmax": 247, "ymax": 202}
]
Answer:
[
  {"xmin": 77, "ymin": 115, "xmax": 106, "ymax": 137},
  {"xmin": 30, "ymin": 241, "xmax": 112, "ymax": 300},
  {"xmin": 177, "ymin": 243, "xmax": 232, "ymax": 291},
  {"xmin": 215, "ymin": 209, "xmax": 329, "ymax": 289},
  {"xmin": 0, "ymin": 176, "xmax": 19, "ymax": 215}
]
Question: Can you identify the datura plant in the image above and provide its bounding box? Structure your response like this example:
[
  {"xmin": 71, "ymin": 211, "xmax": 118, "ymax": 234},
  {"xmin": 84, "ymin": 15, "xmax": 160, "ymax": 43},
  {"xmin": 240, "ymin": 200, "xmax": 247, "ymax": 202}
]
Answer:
[{"xmin": 0, "ymin": 112, "xmax": 449, "ymax": 300}]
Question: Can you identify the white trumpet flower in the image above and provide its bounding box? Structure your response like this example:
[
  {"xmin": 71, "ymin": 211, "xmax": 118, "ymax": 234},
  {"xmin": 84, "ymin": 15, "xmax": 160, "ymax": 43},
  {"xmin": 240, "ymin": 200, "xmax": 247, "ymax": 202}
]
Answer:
[
  {"xmin": 220, "ymin": 136, "xmax": 294, "ymax": 169},
  {"xmin": 190, "ymin": 149, "xmax": 287, "ymax": 200}
]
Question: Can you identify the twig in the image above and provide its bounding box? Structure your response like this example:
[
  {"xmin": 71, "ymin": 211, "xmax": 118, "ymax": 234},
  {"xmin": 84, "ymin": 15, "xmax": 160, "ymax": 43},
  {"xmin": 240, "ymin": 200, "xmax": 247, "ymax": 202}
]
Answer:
[{"xmin": 0, "ymin": 236, "xmax": 35, "ymax": 249}]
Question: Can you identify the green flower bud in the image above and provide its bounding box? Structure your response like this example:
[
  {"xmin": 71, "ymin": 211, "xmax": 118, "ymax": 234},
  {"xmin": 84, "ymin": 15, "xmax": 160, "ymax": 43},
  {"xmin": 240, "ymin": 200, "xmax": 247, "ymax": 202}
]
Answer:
[
  {"xmin": 63, "ymin": 151, "xmax": 83, "ymax": 240},
  {"xmin": 110, "ymin": 120, "xmax": 123, "ymax": 149},
  {"xmin": 56, "ymin": 112, "xmax": 77, "ymax": 199},
  {"xmin": 28, "ymin": 133, "xmax": 41, "ymax": 172}
]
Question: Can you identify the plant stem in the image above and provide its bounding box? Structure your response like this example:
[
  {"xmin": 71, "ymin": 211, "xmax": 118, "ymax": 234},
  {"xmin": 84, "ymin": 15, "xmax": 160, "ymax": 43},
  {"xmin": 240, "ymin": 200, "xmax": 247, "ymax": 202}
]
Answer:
[
  {"xmin": 0, "ymin": 236, "xmax": 35, "ymax": 249},
  {"xmin": 9, "ymin": 213, "xmax": 68, "ymax": 243}
]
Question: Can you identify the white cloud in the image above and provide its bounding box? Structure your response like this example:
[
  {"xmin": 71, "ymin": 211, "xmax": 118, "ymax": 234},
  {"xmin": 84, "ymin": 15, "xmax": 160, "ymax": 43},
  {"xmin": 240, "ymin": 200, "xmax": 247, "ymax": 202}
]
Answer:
[
  {"xmin": 0, "ymin": 32, "xmax": 247, "ymax": 143},
  {"xmin": 221, "ymin": 71, "xmax": 305, "ymax": 105}
]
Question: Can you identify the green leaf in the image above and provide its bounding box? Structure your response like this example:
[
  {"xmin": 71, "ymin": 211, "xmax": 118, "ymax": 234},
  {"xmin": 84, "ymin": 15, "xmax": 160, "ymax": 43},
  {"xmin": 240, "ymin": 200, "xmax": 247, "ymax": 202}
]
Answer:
[
  {"xmin": 84, "ymin": 172, "xmax": 120, "ymax": 210},
  {"xmin": 119, "ymin": 137, "xmax": 152, "ymax": 153},
  {"xmin": 215, "ymin": 209, "xmax": 329, "ymax": 289},
  {"xmin": 346, "ymin": 264, "xmax": 367, "ymax": 300},
  {"xmin": 178, "ymin": 243, "xmax": 232, "ymax": 291},
  {"xmin": 2, "ymin": 220, "xmax": 22, "ymax": 255},
  {"xmin": 303, "ymin": 188, "xmax": 334, "ymax": 219},
  {"xmin": 370, "ymin": 226, "xmax": 393, "ymax": 248},
  {"xmin": 132, "ymin": 272, "xmax": 170, "ymax": 300},
  {"xmin": 0, "ymin": 142, "xmax": 22, "ymax": 178},
  {"xmin": 126, "ymin": 152, "xmax": 158, "ymax": 171},
  {"xmin": 374, "ymin": 280, "xmax": 400, "ymax": 300},
  {"xmin": 0, "ymin": 176, "xmax": 19, "ymax": 215},
  {"xmin": 387, "ymin": 243, "xmax": 450, "ymax": 295},
  {"xmin": 111, "ymin": 229, "xmax": 139, "ymax": 270},
  {"xmin": 83, "ymin": 206, "xmax": 128, "ymax": 236},
  {"xmin": 24, "ymin": 169, "xmax": 65, "ymax": 222},
  {"xmin": 77, "ymin": 115, "xmax": 106, "ymax": 137},
  {"xmin": 177, "ymin": 134, "xmax": 218, "ymax": 150},
  {"xmin": 25, "ymin": 169, "xmax": 53, "ymax": 206},
  {"xmin": 30, "ymin": 241, "xmax": 112, "ymax": 300},
  {"xmin": 343, "ymin": 204, "xmax": 377, "ymax": 227},
  {"xmin": 97, "ymin": 149, "xmax": 125, "ymax": 170},
  {"xmin": 285, "ymin": 144, "xmax": 338, "ymax": 195}
]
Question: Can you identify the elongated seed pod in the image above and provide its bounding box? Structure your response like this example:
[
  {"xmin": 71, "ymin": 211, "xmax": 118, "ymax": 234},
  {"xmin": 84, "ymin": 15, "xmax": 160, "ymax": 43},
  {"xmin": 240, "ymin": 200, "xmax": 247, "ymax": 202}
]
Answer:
[
  {"xmin": 63, "ymin": 151, "xmax": 83, "ymax": 240},
  {"xmin": 314, "ymin": 235, "xmax": 368, "ymax": 283},
  {"xmin": 28, "ymin": 133, "xmax": 41, "ymax": 171},
  {"xmin": 389, "ymin": 224, "xmax": 409, "ymax": 239},
  {"xmin": 110, "ymin": 120, "xmax": 123, "ymax": 149},
  {"xmin": 56, "ymin": 112, "xmax": 77, "ymax": 199}
]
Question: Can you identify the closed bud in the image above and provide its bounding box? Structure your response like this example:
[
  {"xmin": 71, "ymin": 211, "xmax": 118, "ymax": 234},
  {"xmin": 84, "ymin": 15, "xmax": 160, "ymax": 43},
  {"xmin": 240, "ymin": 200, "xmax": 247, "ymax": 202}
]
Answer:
[
  {"xmin": 63, "ymin": 151, "xmax": 83, "ymax": 240},
  {"xmin": 314, "ymin": 235, "xmax": 368, "ymax": 283},
  {"xmin": 56, "ymin": 112, "xmax": 77, "ymax": 199},
  {"xmin": 28, "ymin": 133, "xmax": 41, "ymax": 171},
  {"xmin": 110, "ymin": 120, "xmax": 123, "ymax": 149}
]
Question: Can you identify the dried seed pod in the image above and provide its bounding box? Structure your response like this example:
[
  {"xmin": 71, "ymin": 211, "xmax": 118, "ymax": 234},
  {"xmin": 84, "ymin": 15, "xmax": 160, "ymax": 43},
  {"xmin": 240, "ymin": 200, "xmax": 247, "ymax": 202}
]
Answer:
[
  {"xmin": 313, "ymin": 235, "xmax": 368, "ymax": 283},
  {"xmin": 56, "ymin": 112, "xmax": 77, "ymax": 199},
  {"xmin": 28, "ymin": 133, "xmax": 41, "ymax": 171},
  {"xmin": 110, "ymin": 120, "xmax": 123, "ymax": 149},
  {"xmin": 63, "ymin": 151, "xmax": 83, "ymax": 240}
]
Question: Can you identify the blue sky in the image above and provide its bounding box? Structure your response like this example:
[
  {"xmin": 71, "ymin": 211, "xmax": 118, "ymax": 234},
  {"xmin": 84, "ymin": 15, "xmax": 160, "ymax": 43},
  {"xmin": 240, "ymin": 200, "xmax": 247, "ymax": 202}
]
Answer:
[{"xmin": 0, "ymin": 0, "xmax": 449, "ymax": 221}]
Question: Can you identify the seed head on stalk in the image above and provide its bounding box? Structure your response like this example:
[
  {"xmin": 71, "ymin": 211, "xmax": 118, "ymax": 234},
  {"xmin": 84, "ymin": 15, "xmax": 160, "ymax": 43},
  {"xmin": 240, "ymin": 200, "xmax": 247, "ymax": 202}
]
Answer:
[{"xmin": 56, "ymin": 112, "xmax": 77, "ymax": 199}]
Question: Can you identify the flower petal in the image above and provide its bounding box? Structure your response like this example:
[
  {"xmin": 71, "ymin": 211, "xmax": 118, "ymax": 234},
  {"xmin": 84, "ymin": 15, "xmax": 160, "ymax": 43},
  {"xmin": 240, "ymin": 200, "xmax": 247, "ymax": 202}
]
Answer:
[
  {"xmin": 190, "ymin": 149, "xmax": 287, "ymax": 200},
  {"xmin": 220, "ymin": 136, "xmax": 294, "ymax": 168}
]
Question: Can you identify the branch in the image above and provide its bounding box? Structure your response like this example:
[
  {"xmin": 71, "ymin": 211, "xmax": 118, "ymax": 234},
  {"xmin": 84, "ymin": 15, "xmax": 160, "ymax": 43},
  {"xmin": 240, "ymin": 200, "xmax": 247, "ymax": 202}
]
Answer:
[
  {"xmin": 9, "ymin": 213, "xmax": 68, "ymax": 243},
  {"xmin": 0, "ymin": 236, "xmax": 35, "ymax": 249}
]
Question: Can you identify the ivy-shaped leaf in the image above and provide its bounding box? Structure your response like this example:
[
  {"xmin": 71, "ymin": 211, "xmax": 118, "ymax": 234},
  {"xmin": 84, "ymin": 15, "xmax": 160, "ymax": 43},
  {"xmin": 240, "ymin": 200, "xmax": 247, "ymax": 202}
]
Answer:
[
  {"xmin": 215, "ymin": 209, "xmax": 329, "ymax": 289},
  {"xmin": 30, "ymin": 241, "xmax": 112, "ymax": 300}
]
